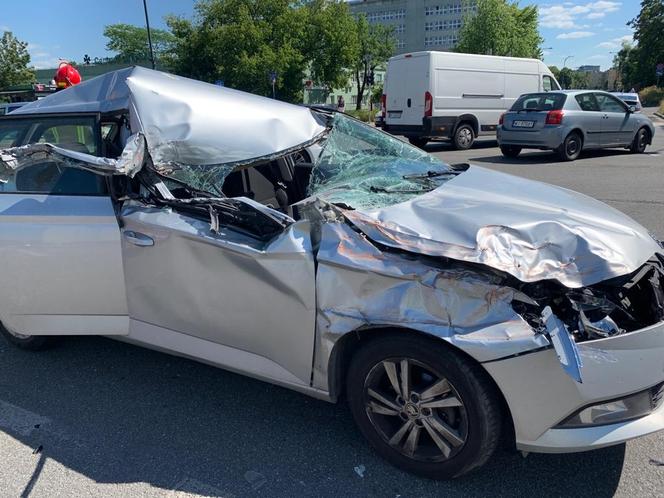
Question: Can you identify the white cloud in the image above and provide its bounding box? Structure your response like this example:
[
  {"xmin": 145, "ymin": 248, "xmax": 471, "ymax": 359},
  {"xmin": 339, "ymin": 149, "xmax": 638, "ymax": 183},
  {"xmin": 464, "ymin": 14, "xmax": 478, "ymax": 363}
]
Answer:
[
  {"xmin": 539, "ymin": 2, "xmax": 622, "ymax": 29},
  {"xmin": 596, "ymin": 34, "xmax": 633, "ymax": 49},
  {"xmin": 0, "ymin": 25, "xmax": 10, "ymax": 32},
  {"xmin": 557, "ymin": 31, "xmax": 596, "ymax": 39}
]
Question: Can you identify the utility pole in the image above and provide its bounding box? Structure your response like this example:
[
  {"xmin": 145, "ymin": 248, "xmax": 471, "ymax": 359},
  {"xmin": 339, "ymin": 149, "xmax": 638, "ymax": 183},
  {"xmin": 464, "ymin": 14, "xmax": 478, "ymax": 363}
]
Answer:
[{"xmin": 143, "ymin": 0, "xmax": 156, "ymax": 69}]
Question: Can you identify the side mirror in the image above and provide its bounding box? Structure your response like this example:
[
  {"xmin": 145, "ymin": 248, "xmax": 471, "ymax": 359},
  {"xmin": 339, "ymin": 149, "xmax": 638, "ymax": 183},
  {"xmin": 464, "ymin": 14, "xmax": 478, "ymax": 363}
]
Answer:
[{"xmin": 627, "ymin": 105, "xmax": 636, "ymax": 113}]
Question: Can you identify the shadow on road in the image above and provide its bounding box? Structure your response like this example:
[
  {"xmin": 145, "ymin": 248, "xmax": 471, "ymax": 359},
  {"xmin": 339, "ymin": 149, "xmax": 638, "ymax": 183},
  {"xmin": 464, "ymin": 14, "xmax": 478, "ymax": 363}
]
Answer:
[
  {"xmin": 468, "ymin": 148, "xmax": 637, "ymax": 166},
  {"xmin": 0, "ymin": 336, "xmax": 625, "ymax": 497},
  {"xmin": 422, "ymin": 139, "xmax": 499, "ymax": 153}
]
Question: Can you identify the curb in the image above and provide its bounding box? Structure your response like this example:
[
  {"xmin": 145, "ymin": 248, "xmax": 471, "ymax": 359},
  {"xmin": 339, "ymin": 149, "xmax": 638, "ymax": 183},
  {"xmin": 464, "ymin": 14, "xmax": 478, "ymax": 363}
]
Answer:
[{"xmin": 654, "ymin": 112, "xmax": 664, "ymax": 120}]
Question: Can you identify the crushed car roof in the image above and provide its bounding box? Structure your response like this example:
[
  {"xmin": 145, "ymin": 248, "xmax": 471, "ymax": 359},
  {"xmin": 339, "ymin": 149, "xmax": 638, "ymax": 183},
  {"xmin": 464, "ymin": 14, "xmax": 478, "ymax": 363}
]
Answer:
[{"xmin": 12, "ymin": 66, "xmax": 327, "ymax": 170}]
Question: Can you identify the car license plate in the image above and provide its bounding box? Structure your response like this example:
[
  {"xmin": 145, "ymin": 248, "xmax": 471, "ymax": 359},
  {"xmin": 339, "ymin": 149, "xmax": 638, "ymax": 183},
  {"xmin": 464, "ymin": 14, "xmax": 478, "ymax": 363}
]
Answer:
[
  {"xmin": 513, "ymin": 120, "xmax": 535, "ymax": 128},
  {"xmin": 388, "ymin": 111, "xmax": 402, "ymax": 119}
]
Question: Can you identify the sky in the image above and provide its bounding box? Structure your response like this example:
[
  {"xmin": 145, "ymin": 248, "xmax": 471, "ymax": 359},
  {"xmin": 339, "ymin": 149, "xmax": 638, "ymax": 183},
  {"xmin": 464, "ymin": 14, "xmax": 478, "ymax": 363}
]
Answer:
[{"xmin": 0, "ymin": 0, "xmax": 641, "ymax": 71}]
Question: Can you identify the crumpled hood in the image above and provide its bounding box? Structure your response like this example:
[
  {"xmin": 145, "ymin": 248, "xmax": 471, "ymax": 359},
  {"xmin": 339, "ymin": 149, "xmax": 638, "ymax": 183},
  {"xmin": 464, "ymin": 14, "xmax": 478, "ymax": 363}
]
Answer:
[{"xmin": 343, "ymin": 166, "xmax": 661, "ymax": 288}]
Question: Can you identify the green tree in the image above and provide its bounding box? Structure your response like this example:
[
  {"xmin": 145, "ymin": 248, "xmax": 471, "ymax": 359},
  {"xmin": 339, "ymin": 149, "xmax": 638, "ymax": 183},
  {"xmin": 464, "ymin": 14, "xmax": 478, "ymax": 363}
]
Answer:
[
  {"xmin": 351, "ymin": 15, "xmax": 395, "ymax": 110},
  {"xmin": 558, "ymin": 67, "xmax": 573, "ymax": 89},
  {"xmin": 0, "ymin": 31, "xmax": 34, "ymax": 89},
  {"xmin": 613, "ymin": 42, "xmax": 639, "ymax": 90},
  {"xmin": 303, "ymin": 0, "xmax": 358, "ymax": 94},
  {"xmin": 627, "ymin": 0, "xmax": 664, "ymax": 87},
  {"xmin": 103, "ymin": 23, "xmax": 175, "ymax": 66},
  {"xmin": 457, "ymin": 0, "xmax": 543, "ymax": 59},
  {"xmin": 548, "ymin": 65, "xmax": 560, "ymax": 80}
]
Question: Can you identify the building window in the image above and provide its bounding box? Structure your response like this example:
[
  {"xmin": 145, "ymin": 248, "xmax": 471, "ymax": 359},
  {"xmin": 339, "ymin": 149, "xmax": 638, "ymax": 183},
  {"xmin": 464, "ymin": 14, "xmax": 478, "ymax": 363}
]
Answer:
[
  {"xmin": 365, "ymin": 8, "xmax": 405, "ymax": 23},
  {"xmin": 395, "ymin": 24, "xmax": 405, "ymax": 34},
  {"xmin": 396, "ymin": 40, "xmax": 406, "ymax": 50},
  {"xmin": 425, "ymin": 3, "xmax": 476, "ymax": 16}
]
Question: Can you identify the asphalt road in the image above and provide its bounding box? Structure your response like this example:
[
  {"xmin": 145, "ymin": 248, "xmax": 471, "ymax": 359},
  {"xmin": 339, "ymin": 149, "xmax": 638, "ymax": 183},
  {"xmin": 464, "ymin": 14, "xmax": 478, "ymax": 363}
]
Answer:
[{"xmin": 1, "ymin": 112, "xmax": 663, "ymax": 498}]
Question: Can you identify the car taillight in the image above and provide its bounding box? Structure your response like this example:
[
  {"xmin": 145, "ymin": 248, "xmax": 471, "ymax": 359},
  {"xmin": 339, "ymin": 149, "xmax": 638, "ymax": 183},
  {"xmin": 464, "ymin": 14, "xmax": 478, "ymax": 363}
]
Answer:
[
  {"xmin": 424, "ymin": 91, "xmax": 433, "ymax": 117},
  {"xmin": 499, "ymin": 113, "xmax": 505, "ymax": 125},
  {"xmin": 545, "ymin": 110, "xmax": 564, "ymax": 125},
  {"xmin": 381, "ymin": 94, "xmax": 386, "ymax": 118}
]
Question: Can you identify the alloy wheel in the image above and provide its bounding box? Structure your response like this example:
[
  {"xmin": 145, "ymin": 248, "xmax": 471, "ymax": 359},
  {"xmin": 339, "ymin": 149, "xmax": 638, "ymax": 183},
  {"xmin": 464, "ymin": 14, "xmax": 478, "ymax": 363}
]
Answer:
[{"xmin": 363, "ymin": 358, "xmax": 468, "ymax": 462}]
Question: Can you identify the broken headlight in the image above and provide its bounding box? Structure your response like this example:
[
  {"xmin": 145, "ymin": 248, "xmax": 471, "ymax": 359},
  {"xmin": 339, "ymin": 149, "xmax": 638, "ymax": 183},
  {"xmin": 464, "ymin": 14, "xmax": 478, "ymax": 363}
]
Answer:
[{"xmin": 557, "ymin": 383, "xmax": 664, "ymax": 428}]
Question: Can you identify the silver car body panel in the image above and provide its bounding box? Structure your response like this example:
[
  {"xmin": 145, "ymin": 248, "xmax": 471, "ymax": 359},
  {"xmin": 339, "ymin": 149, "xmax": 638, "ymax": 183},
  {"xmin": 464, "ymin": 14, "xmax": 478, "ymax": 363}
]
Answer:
[
  {"xmin": 119, "ymin": 201, "xmax": 317, "ymax": 385},
  {"xmin": 341, "ymin": 165, "xmax": 661, "ymax": 288},
  {"xmin": 485, "ymin": 320, "xmax": 664, "ymax": 451},
  {"xmin": 1, "ymin": 69, "xmax": 663, "ymax": 455},
  {"xmin": 0, "ymin": 194, "xmax": 128, "ymax": 336},
  {"xmin": 10, "ymin": 67, "xmax": 326, "ymax": 174}
]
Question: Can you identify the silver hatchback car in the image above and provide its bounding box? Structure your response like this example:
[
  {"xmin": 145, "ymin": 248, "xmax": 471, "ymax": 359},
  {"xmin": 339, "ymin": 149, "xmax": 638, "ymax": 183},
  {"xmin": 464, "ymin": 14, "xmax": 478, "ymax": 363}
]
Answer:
[
  {"xmin": 1, "ymin": 69, "xmax": 664, "ymax": 480},
  {"xmin": 497, "ymin": 90, "xmax": 655, "ymax": 161}
]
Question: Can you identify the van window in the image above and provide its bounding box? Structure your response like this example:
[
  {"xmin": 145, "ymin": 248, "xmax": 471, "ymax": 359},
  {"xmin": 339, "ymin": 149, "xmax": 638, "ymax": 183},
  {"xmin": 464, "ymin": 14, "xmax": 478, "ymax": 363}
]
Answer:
[
  {"xmin": 543, "ymin": 75, "xmax": 558, "ymax": 92},
  {"xmin": 510, "ymin": 93, "xmax": 566, "ymax": 111}
]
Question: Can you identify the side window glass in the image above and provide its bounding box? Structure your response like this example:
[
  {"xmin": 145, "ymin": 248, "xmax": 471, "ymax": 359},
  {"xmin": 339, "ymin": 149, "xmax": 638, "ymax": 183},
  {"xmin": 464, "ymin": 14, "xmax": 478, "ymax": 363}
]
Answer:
[
  {"xmin": 596, "ymin": 94, "xmax": 626, "ymax": 113},
  {"xmin": 543, "ymin": 76, "xmax": 553, "ymax": 92},
  {"xmin": 575, "ymin": 93, "xmax": 600, "ymax": 112},
  {"xmin": 0, "ymin": 116, "xmax": 106, "ymax": 196}
]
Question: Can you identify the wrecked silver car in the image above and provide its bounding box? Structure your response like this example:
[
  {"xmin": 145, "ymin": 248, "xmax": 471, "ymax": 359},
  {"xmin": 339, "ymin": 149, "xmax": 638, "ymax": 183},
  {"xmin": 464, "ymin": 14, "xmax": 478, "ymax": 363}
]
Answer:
[{"xmin": 1, "ymin": 67, "xmax": 663, "ymax": 479}]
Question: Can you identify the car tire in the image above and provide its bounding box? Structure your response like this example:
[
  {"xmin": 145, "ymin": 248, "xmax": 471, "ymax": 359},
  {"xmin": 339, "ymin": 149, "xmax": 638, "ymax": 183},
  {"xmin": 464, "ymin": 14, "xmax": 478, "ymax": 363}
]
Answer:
[
  {"xmin": 346, "ymin": 334, "xmax": 502, "ymax": 479},
  {"xmin": 557, "ymin": 131, "xmax": 583, "ymax": 161},
  {"xmin": 408, "ymin": 137, "xmax": 428, "ymax": 148},
  {"xmin": 630, "ymin": 127, "xmax": 649, "ymax": 154},
  {"xmin": 0, "ymin": 322, "xmax": 56, "ymax": 351},
  {"xmin": 500, "ymin": 145, "xmax": 522, "ymax": 158},
  {"xmin": 453, "ymin": 124, "xmax": 475, "ymax": 150}
]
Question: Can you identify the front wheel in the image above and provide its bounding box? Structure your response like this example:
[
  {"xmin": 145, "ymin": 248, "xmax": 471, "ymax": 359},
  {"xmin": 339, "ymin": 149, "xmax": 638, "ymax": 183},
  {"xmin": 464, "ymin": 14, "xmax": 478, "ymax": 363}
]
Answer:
[
  {"xmin": 500, "ymin": 145, "xmax": 522, "ymax": 158},
  {"xmin": 630, "ymin": 127, "xmax": 649, "ymax": 153},
  {"xmin": 557, "ymin": 131, "xmax": 583, "ymax": 161},
  {"xmin": 408, "ymin": 137, "xmax": 428, "ymax": 148},
  {"xmin": 347, "ymin": 335, "xmax": 502, "ymax": 479}
]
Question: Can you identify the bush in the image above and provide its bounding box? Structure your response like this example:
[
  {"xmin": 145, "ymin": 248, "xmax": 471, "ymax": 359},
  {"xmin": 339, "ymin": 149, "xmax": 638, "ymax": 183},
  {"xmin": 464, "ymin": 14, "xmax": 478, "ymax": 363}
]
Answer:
[
  {"xmin": 346, "ymin": 108, "xmax": 374, "ymax": 123},
  {"xmin": 660, "ymin": 99, "xmax": 664, "ymax": 115},
  {"xmin": 639, "ymin": 86, "xmax": 664, "ymax": 107}
]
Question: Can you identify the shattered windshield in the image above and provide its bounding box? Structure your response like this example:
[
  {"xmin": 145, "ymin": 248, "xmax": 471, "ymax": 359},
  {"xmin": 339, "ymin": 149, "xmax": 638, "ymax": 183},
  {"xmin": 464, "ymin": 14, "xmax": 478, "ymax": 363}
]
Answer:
[{"xmin": 309, "ymin": 113, "xmax": 452, "ymax": 210}]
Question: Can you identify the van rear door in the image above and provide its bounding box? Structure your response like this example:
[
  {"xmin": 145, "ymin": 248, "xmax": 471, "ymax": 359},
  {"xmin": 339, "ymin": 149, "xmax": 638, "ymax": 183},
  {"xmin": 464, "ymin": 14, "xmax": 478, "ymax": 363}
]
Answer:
[{"xmin": 385, "ymin": 55, "xmax": 429, "ymax": 128}]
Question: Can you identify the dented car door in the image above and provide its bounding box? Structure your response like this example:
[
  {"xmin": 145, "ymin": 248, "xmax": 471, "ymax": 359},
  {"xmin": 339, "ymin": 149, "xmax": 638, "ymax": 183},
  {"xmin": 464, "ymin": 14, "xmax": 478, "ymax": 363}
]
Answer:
[
  {"xmin": 0, "ymin": 114, "xmax": 128, "ymax": 336},
  {"xmin": 119, "ymin": 198, "xmax": 317, "ymax": 387}
]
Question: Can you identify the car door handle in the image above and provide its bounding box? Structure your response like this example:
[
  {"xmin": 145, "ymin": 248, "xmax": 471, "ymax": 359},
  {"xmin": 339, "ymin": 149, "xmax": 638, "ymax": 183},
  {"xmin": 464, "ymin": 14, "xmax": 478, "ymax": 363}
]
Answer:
[{"xmin": 123, "ymin": 230, "xmax": 154, "ymax": 247}]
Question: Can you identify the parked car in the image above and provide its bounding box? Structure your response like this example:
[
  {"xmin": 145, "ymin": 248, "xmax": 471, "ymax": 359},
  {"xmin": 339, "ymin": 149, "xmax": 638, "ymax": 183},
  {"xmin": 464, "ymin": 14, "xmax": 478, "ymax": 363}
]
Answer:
[
  {"xmin": 382, "ymin": 51, "xmax": 560, "ymax": 149},
  {"xmin": 0, "ymin": 102, "xmax": 27, "ymax": 116},
  {"xmin": 1, "ymin": 68, "xmax": 664, "ymax": 480},
  {"xmin": 374, "ymin": 108, "xmax": 384, "ymax": 128},
  {"xmin": 497, "ymin": 90, "xmax": 655, "ymax": 160},
  {"xmin": 612, "ymin": 92, "xmax": 642, "ymax": 111}
]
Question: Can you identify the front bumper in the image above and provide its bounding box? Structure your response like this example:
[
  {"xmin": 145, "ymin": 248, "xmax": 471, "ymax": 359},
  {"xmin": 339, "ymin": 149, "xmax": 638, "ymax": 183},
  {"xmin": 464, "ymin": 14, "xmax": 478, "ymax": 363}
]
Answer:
[
  {"xmin": 483, "ymin": 320, "xmax": 664, "ymax": 453},
  {"xmin": 497, "ymin": 125, "xmax": 565, "ymax": 149}
]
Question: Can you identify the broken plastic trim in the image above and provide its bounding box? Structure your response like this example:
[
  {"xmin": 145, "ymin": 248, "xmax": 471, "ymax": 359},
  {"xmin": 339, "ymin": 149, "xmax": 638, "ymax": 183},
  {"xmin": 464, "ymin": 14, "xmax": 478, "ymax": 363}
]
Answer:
[
  {"xmin": 542, "ymin": 306, "xmax": 583, "ymax": 383},
  {"xmin": 0, "ymin": 133, "xmax": 146, "ymax": 183}
]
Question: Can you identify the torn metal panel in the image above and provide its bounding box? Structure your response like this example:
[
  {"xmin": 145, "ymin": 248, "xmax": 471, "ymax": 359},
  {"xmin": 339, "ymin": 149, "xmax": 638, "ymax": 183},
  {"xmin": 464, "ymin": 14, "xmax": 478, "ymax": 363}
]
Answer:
[
  {"xmin": 542, "ymin": 306, "xmax": 583, "ymax": 383},
  {"xmin": 120, "ymin": 201, "xmax": 317, "ymax": 384},
  {"xmin": 311, "ymin": 221, "xmax": 549, "ymax": 392},
  {"xmin": 12, "ymin": 67, "xmax": 327, "ymax": 178},
  {"xmin": 0, "ymin": 133, "xmax": 146, "ymax": 182},
  {"xmin": 341, "ymin": 165, "xmax": 662, "ymax": 288}
]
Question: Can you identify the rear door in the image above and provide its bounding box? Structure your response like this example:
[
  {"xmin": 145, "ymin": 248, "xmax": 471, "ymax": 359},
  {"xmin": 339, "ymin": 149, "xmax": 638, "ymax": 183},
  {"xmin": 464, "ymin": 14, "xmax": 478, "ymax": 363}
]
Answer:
[
  {"xmin": 0, "ymin": 114, "xmax": 128, "ymax": 337},
  {"xmin": 595, "ymin": 93, "xmax": 634, "ymax": 146},
  {"xmin": 385, "ymin": 55, "xmax": 429, "ymax": 127}
]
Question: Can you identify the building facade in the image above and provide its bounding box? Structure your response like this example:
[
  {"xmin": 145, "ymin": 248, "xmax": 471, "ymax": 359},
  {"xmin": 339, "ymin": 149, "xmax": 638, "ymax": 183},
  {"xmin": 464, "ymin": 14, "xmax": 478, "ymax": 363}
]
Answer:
[{"xmin": 348, "ymin": 0, "xmax": 477, "ymax": 54}]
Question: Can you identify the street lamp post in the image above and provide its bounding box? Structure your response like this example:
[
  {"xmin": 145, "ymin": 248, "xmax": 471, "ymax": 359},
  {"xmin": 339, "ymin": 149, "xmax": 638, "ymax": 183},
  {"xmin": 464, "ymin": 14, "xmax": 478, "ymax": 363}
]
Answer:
[
  {"xmin": 143, "ymin": 0, "xmax": 156, "ymax": 69},
  {"xmin": 563, "ymin": 55, "xmax": 574, "ymax": 68}
]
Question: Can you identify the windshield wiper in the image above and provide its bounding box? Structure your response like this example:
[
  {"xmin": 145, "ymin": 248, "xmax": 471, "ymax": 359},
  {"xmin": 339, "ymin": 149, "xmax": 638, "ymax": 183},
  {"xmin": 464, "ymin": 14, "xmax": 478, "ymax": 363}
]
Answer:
[{"xmin": 402, "ymin": 170, "xmax": 455, "ymax": 180}]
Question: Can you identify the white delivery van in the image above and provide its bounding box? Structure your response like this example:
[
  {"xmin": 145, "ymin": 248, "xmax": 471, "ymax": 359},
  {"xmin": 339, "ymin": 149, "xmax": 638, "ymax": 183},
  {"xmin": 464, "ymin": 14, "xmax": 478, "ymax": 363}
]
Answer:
[{"xmin": 382, "ymin": 51, "xmax": 560, "ymax": 149}]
